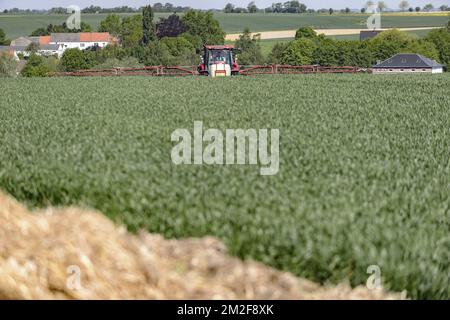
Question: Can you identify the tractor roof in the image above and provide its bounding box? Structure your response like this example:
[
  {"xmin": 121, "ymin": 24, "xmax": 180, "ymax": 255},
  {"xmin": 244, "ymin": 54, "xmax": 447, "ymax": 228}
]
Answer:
[{"xmin": 204, "ymin": 45, "xmax": 234, "ymax": 50}]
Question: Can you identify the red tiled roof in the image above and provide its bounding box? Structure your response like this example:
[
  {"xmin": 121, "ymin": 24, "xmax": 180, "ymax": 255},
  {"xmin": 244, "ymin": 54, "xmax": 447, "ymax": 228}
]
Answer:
[
  {"xmin": 205, "ymin": 45, "xmax": 235, "ymax": 50},
  {"xmin": 79, "ymin": 33, "xmax": 110, "ymax": 42},
  {"xmin": 39, "ymin": 36, "xmax": 51, "ymax": 45}
]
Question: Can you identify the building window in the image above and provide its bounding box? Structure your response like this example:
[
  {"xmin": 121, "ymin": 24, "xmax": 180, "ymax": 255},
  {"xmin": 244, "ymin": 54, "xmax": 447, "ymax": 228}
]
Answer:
[
  {"xmin": 80, "ymin": 43, "xmax": 85, "ymax": 47},
  {"xmin": 94, "ymin": 43, "xmax": 99, "ymax": 46}
]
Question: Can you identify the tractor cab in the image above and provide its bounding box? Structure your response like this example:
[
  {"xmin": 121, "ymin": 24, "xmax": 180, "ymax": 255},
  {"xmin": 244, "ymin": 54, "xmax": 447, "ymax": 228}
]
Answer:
[{"xmin": 198, "ymin": 45, "xmax": 240, "ymax": 77}]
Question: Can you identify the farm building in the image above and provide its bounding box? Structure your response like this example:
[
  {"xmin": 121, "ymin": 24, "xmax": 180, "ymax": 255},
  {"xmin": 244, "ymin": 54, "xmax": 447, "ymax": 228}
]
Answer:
[
  {"xmin": 7, "ymin": 33, "xmax": 113, "ymax": 58},
  {"xmin": 49, "ymin": 32, "xmax": 111, "ymax": 51},
  {"xmin": 360, "ymin": 30, "xmax": 382, "ymax": 41},
  {"xmin": 372, "ymin": 54, "xmax": 444, "ymax": 74}
]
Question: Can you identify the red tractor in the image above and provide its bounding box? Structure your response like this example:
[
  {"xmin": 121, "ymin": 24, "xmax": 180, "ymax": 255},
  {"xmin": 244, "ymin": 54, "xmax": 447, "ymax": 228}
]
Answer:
[{"xmin": 198, "ymin": 45, "xmax": 240, "ymax": 77}]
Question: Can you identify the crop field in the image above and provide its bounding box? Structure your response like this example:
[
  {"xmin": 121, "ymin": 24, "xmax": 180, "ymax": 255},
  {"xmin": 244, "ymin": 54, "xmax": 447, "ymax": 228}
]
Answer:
[
  {"xmin": 0, "ymin": 12, "xmax": 448, "ymax": 39},
  {"xmin": 0, "ymin": 75, "xmax": 449, "ymax": 299}
]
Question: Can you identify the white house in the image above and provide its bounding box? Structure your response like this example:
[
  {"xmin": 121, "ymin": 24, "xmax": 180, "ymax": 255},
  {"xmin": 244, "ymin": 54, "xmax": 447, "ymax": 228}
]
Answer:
[
  {"xmin": 8, "ymin": 33, "xmax": 112, "ymax": 58},
  {"xmin": 49, "ymin": 33, "xmax": 111, "ymax": 53},
  {"xmin": 373, "ymin": 53, "xmax": 444, "ymax": 74}
]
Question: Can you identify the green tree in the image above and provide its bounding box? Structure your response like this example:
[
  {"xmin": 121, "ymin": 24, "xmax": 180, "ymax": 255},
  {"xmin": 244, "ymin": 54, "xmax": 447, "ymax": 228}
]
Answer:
[
  {"xmin": 99, "ymin": 14, "xmax": 121, "ymax": 36},
  {"xmin": 425, "ymin": 28, "xmax": 450, "ymax": 69},
  {"xmin": 234, "ymin": 28, "xmax": 264, "ymax": 65},
  {"xmin": 20, "ymin": 54, "xmax": 52, "ymax": 77},
  {"xmin": 313, "ymin": 39, "xmax": 340, "ymax": 66},
  {"xmin": 95, "ymin": 44, "xmax": 128, "ymax": 63},
  {"xmin": 25, "ymin": 42, "xmax": 40, "ymax": 54},
  {"xmin": 423, "ymin": 3, "xmax": 434, "ymax": 12},
  {"xmin": 281, "ymin": 38, "xmax": 317, "ymax": 65},
  {"xmin": 378, "ymin": 1, "xmax": 387, "ymax": 12},
  {"xmin": 30, "ymin": 28, "xmax": 49, "ymax": 36},
  {"xmin": 295, "ymin": 27, "xmax": 318, "ymax": 40},
  {"xmin": 266, "ymin": 42, "xmax": 289, "ymax": 64},
  {"xmin": 0, "ymin": 53, "xmax": 17, "ymax": 77},
  {"xmin": 248, "ymin": 2, "xmax": 258, "ymax": 13},
  {"xmin": 224, "ymin": 3, "xmax": 235, "ymax": 13},
  {"xmin": 142, "ymin": 5, "xmax": 157, "ymax": 45},
  {"xmin": 121, "ymin": 15, "xmax": 143, "ymax": 48},
  {"xmin": 97, "ymin": 57, "xmax": 143, "ymax": 69},
  {"xmin": 0, "ymin": 28, "xmax": 10, "ymax": 45},
  {"xmin": 399, "ymin": 1, "xmax": 410, "ymax": 11},
  {"xmin": 60, "ymin": 48, "xmax": 95, "ymax": 71},
  {"xmin": 182, "ymin": 10, "xmax": 226, "ymax": 46},
  {"xmin": 79, "ymin": 22, "xmax": 92, "ymax": 32},
  {"xmin": 30, "ymin": 22, "xmax": 92, "ymax": 36},
  {"xmin": 159, "ymin": 36, "xmax": 198, "ymax": 65},
  {"xmin": 369, "ymin": 29, "xmax": 439, "ymax": 62}
]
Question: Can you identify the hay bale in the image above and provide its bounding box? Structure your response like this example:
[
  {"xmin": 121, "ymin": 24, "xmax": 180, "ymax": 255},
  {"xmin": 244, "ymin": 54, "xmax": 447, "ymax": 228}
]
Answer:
[{"xmin": 0, "ymin": 192, "xmax": 400, "ymax": 300}]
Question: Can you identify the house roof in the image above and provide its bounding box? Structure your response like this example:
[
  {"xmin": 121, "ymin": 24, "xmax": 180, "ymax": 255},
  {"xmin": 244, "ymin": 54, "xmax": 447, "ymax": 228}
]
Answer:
[
  {"xmin": 9, "ymin": 45, "xmax": 28, "ymax": 51},
  {"xmin": 10, "ymin": 37, "xmax": 33, "ymax": 47},
  {"xmin": 50, "ymin": 32, "xmax": 110, "ymax": 43},
  {"xmin": 0, "ymin": 46, "xmax": 13, "ymax": 52},
  {"xmin": 205, "ymin": 45, "xmax": 235, "ymax": 50},
  {"xmin": 79, "ymin": 32, "xmax": 110, "ymax": 42},
  {"xmin": 51, "ymin": 33, "xmax": 80, "ymax": 43},
  {"xmin": 374, "ymin": 53, "xmax": 443, "ymax": 68},
  {"xmin": 39, "ymin": 36, "xmax": 51, "ymax": 45},
  {"xmin": 360, "ymin": 30, "xmax": 382, "ymax": 41}
]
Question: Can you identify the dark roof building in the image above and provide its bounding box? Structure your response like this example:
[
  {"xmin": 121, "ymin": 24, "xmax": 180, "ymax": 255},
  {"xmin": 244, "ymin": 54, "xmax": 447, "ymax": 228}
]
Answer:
[
  {"xmin": 373, "ymin": 53, "xmax": 444, "ymax": 74},
  {"xmin": 50, "ymin": 32, "xmax": 110, "ymax": 43},
  {"xmin": 360, "ymin": 30, "xmax": 382, "ymax": 41}
]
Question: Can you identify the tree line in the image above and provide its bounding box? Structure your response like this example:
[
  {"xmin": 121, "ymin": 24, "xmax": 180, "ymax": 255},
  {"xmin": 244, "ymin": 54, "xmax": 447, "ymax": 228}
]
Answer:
[
  {"xmin": 264, "ymin": 25, "xmax": 450, "ymax": 70},
  {"xmin": 222, "ymin": 1, "xmax": 450, "ymax": 14},
  {"xmin": 2, "ymin": 2, "xmax": 449, "ymax": 15},
  {"xmin": 0, "ymin": 4, "xmax": 191, "ymax": 15}
]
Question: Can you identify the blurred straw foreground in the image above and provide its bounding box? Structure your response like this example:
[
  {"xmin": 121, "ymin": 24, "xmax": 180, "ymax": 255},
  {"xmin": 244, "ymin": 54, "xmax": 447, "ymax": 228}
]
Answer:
[{"xmin": 0, "ymin": 191, "xmax": 401, "ymax": 300}]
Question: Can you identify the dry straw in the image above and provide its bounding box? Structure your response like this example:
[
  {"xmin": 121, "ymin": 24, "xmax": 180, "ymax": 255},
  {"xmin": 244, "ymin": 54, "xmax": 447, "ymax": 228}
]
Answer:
[{"xmin": 0, "ymin": 192, "xmax": 400, "ymax": 300}]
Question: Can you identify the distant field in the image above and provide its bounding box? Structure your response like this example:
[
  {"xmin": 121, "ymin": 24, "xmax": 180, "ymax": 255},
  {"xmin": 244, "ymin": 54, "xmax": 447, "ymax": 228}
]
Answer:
[
  {"xmin": 0, "ymin": 75, "xmax": 449, "ymax": 299},
  {"xmin": 0, "ymin": 12, "xmax": 448, "ymax": 39},
  {"xmin": 216, "ymin": 13, "xmax": 449, "ymax": 33}
]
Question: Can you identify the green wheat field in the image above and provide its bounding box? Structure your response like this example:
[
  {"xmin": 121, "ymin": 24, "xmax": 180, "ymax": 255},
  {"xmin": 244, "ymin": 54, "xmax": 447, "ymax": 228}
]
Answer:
[
  {"xmin": 0, "ymin": 74, "xmax": 449, "ymax": 299},
  {"xmin": 0, "ymin": 12, "xmax": 449, "ymax": 39}
]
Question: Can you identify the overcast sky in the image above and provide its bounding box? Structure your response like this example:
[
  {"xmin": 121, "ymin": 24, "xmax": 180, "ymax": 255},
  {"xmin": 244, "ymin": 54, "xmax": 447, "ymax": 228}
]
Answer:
[{"xmin": 0, "ymin": 1, "xmax": 448, "ymax": 10}]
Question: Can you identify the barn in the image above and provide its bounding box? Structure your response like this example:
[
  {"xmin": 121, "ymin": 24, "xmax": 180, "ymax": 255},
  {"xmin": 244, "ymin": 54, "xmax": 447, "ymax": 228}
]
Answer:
[
  {"xmin": 373, "ymin": 53, "xmax": 444, "ymax": 74},
  {"xmin": 360, "ymin": 30, "xmax": 382, "ymax": 41}
]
